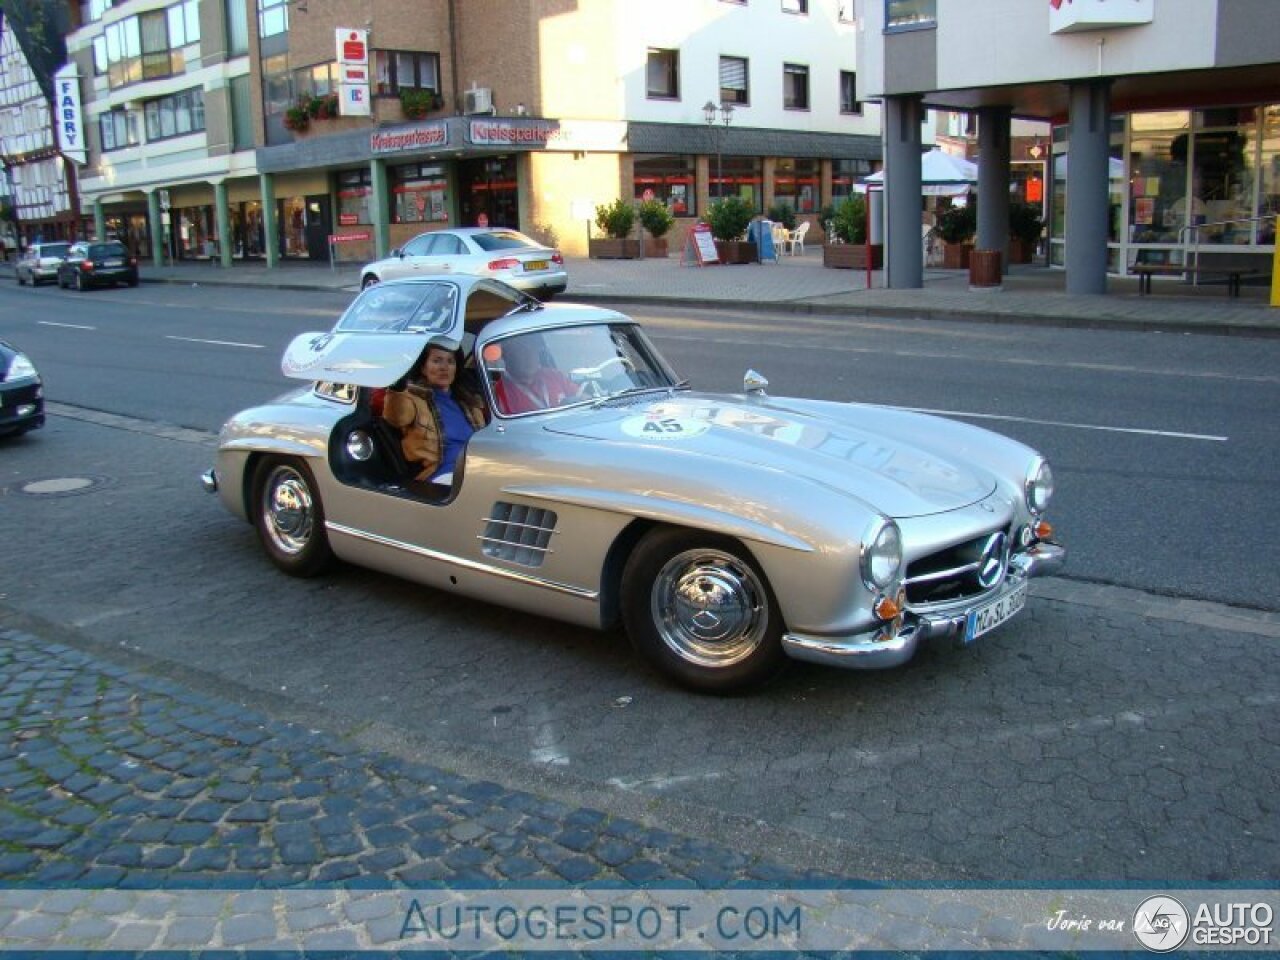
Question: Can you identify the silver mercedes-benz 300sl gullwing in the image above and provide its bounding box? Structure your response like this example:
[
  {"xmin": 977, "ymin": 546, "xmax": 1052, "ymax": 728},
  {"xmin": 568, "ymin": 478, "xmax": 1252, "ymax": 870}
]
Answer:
[{"xmin": 203, "ymin": 276, "xmax": 1064, "ymax": 692}]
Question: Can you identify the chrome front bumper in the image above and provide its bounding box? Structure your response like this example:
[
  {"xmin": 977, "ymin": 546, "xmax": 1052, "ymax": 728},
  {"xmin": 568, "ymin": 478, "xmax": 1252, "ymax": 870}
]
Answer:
[{"xmin": 782, "ymin": 541, "xmax": 1066, "ymax": 670}]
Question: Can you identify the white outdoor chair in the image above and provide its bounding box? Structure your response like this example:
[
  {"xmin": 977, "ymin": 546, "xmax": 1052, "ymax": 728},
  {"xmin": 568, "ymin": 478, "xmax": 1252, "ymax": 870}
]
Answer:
[
  {"xmin": 785, "ymin": 221, "xmax": 810, "ymax": 255},
  {"xmin": 771, "ymin": 223, "xmax": 789, "ymax": 258}
]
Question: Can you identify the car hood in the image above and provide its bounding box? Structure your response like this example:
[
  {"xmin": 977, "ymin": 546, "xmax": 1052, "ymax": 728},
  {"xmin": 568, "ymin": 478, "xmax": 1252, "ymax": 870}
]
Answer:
[{"xmin": 541, "ymin": 392, "xmax": 996, "ymax": 519}]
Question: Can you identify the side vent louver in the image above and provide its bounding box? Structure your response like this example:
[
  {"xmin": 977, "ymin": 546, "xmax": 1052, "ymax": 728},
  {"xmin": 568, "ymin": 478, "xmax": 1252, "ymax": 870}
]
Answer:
[{"xmin": 480, "ymin": 502, "xmax": 558, "ymax": 567}]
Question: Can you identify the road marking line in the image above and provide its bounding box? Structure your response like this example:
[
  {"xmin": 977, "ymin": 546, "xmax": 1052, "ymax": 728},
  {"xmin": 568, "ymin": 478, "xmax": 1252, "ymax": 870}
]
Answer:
[
  {"xmin": 889, "ymin": 405, "xmax": 1228, "ymax": 442},
  {"xmin": 165, "ymin": 335, "xmax": 265, "ymax": 349},
  {"xmin": 38, "ymin": 321, "xmax": 96, "ymax": 330}
]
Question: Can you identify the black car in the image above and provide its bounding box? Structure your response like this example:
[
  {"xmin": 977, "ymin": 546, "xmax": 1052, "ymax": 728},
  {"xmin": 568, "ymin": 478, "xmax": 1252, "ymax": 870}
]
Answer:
[
  {"xmin": 56, "ymin": 240, "xmax": 139, "ymax": 290},
  {"xmin": 0, "ymin": 339, "xmax": 44, "ymax": 437}
]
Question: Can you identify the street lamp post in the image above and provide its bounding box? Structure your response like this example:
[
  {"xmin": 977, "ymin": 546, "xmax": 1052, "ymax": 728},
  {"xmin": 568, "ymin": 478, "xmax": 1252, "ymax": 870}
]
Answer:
[{"xmin": 703, "ymin": 100, "xmax": 734, "ymax": 203}]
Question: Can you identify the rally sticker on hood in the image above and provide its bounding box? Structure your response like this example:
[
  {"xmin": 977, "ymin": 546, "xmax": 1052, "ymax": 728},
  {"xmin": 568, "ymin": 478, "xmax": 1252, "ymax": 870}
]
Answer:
[{"xmin": 621, "ymin": 413, "xmax": 711, "ymax": 440}]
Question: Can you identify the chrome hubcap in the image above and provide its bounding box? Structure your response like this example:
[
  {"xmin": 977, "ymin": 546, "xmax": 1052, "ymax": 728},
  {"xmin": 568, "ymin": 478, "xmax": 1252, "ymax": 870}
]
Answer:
[
  {"xmin": 263, "ymin": 466, "xmax": 313, "ymax": 556},
  {"xmin": 652, "ymin": 549, "xmax": 767, "ymax": 667}
]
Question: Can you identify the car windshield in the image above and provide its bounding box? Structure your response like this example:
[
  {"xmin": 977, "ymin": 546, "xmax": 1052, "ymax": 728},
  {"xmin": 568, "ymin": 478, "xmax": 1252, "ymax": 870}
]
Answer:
[
  {"xmin": 89, "ymin": 243, "xmax": 127, "ymax": 257},
  {"xmin": 483, "ymin": 323, "xmax": 681, "ymax": 417},
  {"xmin": 471, "ymin": 231, "xmax": 539, "ymax": 252},
  {"xmin": 335, "ymin": 282, "xmax": 458, "ymax": 333},
  {"xmin": 38, "ymin": 244, "xmax": 70, "ymax": 258}
]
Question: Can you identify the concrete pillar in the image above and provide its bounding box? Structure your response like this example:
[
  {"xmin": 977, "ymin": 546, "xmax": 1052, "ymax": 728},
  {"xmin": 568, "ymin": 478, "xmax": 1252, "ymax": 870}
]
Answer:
[
  {"xmin": 976, "ymin": 106, "xmax": 1011, "ymax": 272},
  {"xmin": 146, "ymin": 190, "xmax": 164, "ymax": 265},
  {"xmin": 92, "ymin": 199, "xmax": 105, "ymax": 241},
  {"xmin": 370, "ymin": 157, "xmax": 389, "ymax": 259},
  {"xmin": 1065, "ymin": 80, "xmax": 1111, "ymax": 295},
  {"xmin": 260, "ymin": 173, "xmax": 278, "ymax": 269},
  {"xmin": 214, "ymin": 181, "xmax": 232, "ymax": 269},
  {"xmin": 884, "ymin": 94, "xmax": 924, "ymax": 289}
]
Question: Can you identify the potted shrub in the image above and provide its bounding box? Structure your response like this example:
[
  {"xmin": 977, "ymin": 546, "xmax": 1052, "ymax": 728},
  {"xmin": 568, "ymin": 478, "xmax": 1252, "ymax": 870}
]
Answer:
[
  {"xmin": 1008, "ymin": 201, "xmax": 1043, "ymax": 264},
  {"xmin": 284, "ymin": 103, "xmax": 310, "ymax": 132},
  {"xmin": 306, "ymin": 93, "xmax": 339, "ymax": 121},
  {"xmin": 589, "ymin": 198, "xmax": 638, "ymax": 259},
  {"xmin": 767, "ymin": 203, "xmax": 796, "ymax": 232},
  {"xmin": 400, "ymin": 88, "xmax": 439, "ymax": 121},
  {"xmin": 822, "ymin": 195, "xmax": 882, "ymax": 269},
  {"xmin": 637, "ymin": 199, "xmax": 675, "ymax": 258},
  {"xmin": 936, "ymin": 202, "xmax": 976, "ymax": 269},
  {"xmin": 706, "ymin": 196, "xmax": 756, "ymax": 264}
]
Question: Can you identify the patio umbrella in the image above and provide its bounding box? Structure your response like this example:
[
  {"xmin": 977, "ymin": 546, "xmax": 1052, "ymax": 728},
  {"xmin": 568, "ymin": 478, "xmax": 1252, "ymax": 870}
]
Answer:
[{"xmin": 854, "ymin": 148, "xmax": 979, "ymax": 197}]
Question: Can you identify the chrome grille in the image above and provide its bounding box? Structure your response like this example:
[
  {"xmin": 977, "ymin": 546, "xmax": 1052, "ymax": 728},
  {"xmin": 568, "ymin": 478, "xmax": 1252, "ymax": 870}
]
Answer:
[
  {"xmin": 904, "ymin": 529, "xmax": 1011, "ymax": 608},
  {"xmin": 480, "ymin": 503, "xmax": 558, "ymax": 567}
]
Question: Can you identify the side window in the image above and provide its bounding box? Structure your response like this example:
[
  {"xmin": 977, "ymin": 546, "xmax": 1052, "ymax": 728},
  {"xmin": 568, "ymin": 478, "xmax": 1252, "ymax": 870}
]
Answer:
[
  {"xmin": 434, "ymin": 235, "xmax": 465, "ymax": 255},
  {"xmin": 401, "ymin": 235, "xmax": 432, "ymax": 257}
]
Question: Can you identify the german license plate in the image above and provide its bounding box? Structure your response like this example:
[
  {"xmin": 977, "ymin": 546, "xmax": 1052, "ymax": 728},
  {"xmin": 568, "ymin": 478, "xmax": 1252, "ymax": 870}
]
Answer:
[
  {"xmin": 103, "ymin": 259, "xmax": 123, "ymax": 267},
  {"xmin": 523, "ymin": 260, "xmax": 548, "ymax": 271},
  {"xmin": 964, "ymin": 580, "xmax": 1027, "ymax": 645}
]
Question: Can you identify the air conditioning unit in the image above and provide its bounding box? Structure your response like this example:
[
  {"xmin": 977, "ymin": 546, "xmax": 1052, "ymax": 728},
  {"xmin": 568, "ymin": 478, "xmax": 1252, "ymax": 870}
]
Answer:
[{"xmin": 464, "ymin": 87, "xmax": 494, "ymax": 115}]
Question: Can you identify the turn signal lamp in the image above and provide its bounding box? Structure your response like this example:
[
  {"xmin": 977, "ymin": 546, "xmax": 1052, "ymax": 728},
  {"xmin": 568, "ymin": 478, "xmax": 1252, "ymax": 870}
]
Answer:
[
  {"xmin": 1034, "ymin": 520, "xmax": 1054, "ymax": 541},
  {"xmin": 873, "ymin": 594, "xmax": 901, "ymax": 622}
]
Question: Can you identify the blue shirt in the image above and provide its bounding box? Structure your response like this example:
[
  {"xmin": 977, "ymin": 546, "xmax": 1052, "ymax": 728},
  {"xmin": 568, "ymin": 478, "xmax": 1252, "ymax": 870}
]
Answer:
[{"xmin": 431, "ymin": 389, "xmax": 475, "ymax": 481}]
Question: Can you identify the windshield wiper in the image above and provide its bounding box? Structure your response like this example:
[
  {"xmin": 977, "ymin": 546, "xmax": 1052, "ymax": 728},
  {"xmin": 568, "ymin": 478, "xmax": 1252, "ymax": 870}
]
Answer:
[
  {"xmin": 502, "ymin": 294, "xmax": 545, "ymax": 317},
  {"xmin": 593, "ymin": 381, "xmax": 687, "ymax": 407}
]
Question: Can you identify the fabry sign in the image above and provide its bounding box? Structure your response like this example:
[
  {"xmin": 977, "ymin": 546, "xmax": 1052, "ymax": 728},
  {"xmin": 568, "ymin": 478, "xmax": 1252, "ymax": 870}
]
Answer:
[{"xmin": 53, "ymin": 64, "xmax": 86, "ymax": 165}]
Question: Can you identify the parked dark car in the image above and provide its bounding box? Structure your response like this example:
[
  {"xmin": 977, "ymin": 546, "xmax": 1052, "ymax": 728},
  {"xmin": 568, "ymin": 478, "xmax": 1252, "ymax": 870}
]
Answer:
[
  {"xmin": 0, "ymin": 339, "xmax": 44, "ymax": 437},
  {"xmin": 56, "ymin": 241, "xmax": 139, "ymax": 290},
  {"xmin": 15, "ymin": 242, "xmax": 71, "ymax": 286}
]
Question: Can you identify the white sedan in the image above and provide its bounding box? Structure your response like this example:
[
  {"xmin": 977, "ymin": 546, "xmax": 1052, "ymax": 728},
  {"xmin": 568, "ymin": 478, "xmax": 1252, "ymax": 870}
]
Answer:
[{"xmin": 360, "ymin": 227, "xmax": 567, "ymax": 299}]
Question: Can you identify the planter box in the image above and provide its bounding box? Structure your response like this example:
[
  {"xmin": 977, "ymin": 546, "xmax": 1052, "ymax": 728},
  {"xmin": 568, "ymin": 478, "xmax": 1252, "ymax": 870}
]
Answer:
[
  {"xmin": 823, "ymin": 243, "xmax": 883, "ymax": 270},
  {"xmin": 643, "ymin": 236, "xmax": 669, "ymax": 259},
  {"xmin": 942, "ymin": 241, "xmax": 973, "ymax": 270},
  {"xmin": 589, "ymin": 237, "xmax": 637, "ymax": 260},
  {"xmin": 714, "ymin": 240, "xmax": 757, "ymax": 264},
  {"xmin": 1008, "ymin": 238, "xmax": 1035, "ymax": 264}
]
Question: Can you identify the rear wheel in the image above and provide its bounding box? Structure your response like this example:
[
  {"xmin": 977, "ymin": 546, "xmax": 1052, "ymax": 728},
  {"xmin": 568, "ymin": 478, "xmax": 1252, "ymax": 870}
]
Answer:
[
  {"xmin": 251, "ymin": 457, "xmax": 334, "ymax": 577},
  {"xmin": 74, "ymin": 271, "xmax": 85, "ymax": 291},
  {"xmin": 16, "ymin": 272, "xmax": 24, "ymax": 285},
  {"xmin": 622, "ymin": 528, "xmax": 786, "ymax": 693}
]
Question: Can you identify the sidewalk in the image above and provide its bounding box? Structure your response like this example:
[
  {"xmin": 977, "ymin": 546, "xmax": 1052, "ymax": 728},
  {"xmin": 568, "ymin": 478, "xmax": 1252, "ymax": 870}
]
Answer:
[{"xmin": 5, "ymin": 251, "xmax": 1278, "ymax": 336}]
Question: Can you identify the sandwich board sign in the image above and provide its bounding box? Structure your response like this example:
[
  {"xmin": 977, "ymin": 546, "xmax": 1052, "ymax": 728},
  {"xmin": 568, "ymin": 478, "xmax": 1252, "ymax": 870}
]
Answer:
[{"xmin": 681, "ymin": 223, "xmax": 719, "ymax": 267}]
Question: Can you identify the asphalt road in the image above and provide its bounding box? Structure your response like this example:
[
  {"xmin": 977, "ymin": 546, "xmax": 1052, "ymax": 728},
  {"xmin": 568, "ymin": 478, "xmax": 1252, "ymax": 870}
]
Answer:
[
  {"xmin": 2, "ymin": 282, "xmax": 1278, "ymax": 883},
  {"xmin": 3, "ymin": 280, "xmax": 1278, "ymax": 609}
]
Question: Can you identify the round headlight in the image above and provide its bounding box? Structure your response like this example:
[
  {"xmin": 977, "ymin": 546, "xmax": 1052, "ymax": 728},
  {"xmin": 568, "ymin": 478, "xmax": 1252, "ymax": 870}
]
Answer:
[
  {"xmin": 1025, "ymin": 458, "xmax": 1054, "ymax": 515},
  {"xmin": 345, "ymin": 430, "xmax": 374, "ymax": 462},
  {"xmin": 861, "ymin": 519, "xmax": 903, "ymax": 592}
]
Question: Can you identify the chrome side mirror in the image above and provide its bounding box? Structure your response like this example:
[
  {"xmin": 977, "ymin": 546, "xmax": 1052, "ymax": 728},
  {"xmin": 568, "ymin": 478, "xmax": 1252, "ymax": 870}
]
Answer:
[{"xmin": 743, "ymin": 369, "xmax": 769, "ymax": 395}]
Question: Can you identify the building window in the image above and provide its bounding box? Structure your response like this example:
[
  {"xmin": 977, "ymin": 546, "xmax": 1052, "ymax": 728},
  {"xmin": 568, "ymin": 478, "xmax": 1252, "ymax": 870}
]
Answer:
[
  {"xmin": 104, "ymin": 18, "xmax": 142, "ymax": 87},
  {"xmin": 372, "ymin": 50, "xmax": 440, "ymax": 95},
  {"xmin": 143, "ymin": 87, "xmax": 205, "ymax": 142},
  {"xmin": 719, "ymin": 56, "xmax": 749, "ymax": 106},
  {"xmin": 166, "ymin": 0, "xmax": 200, "ymax": 49},
  {"xmin": 886, "ymin": 0, "xmax": 936, "ymax": 29},
  {"xmin": 831, "ymin": 158, "xmax": 872, "ymax": 200},
  {"xmin": 83, "ymin": 0, "xmax": 117, "ymax": 23},
  {"xmin": 258, "ymin": 0, "xmax": 288, "ymax": 39},
  {"xmin": 101, "ymin": 1, "xmax": 196, "ymax": 89},
  {"xmin": 838, "ymin": 0, "xmax": 855, "ymax": 22},
  {"xmin": 840, "ymin": 71, "xmax": 861, "ymax": 115},
  {"xmin": 783, "ymin": 63, "xmax": 809, "ymax": 111},
  {"xmin": 93, "ymin": 36, "xmax": 108, "ymax": 75},
  {"xmin": 294, "ymin": 62, "xmax": 337, "ymax": 99},
  {"xmin": 229, "ymin": 74, "xmax": 254, "ymax": 151},
  {"xmin": 773, "ymin": 157, "xmax": 819, "ymax": 213},
  {"xmin": 782, "ymin": 0, "xmax": 808, "ymax": 13},
  {"xmin": 633, "ymin": 154, "xmax": 696, "ymax": 216},
  {"xmin": 99, "ymin": 109, "xmax": 137, "ymax": 152},
  {"xmin": 226, "ymin": 0, "xmax": 249, "ymax": 54},
  {"xmin": 646, "ymin": 48, "xmax": 679, "ymax": 100}
]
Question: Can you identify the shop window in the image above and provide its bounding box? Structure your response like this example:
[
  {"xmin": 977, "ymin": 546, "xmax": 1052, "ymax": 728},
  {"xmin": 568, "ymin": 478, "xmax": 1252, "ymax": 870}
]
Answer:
[
  {"xmin": 258, "ymin": 0, "xmax": 288, "ymax": 39},
  {"xmin": 773, "ymin": 158, "xmax": 818, "ymax": 213},
  {"xmin": 392, "ymin": 163, "xmax": 449, "ymax": 224},
  {"xmin": 831, "ymin": 158, "xmax": 872, "ymax": 200},
  {"xmin": 886, "ymin": 0, "xmax": 936, "ymax": 29},
  {"xmin": 783, "ymin": 64, "xmax": 809, "ymax": 111},
  {"xmin": 646, "ymin": 48, "xmax": 679, "ymax": 100},
  {"xmin": 711, "ymin": 155, "xmax": 763, "ymax": 210},
  {"xmin": 719, "ymin": 57, "xmax": 748, "ymax": 107},
  {"xmin": 840, "ymin": 71, "xmax": 861, "ymax": 115},
  {"xmin": 633, "ymin": 154, "xmax": 696, "ymax": 216},
  {"xmin": 338, "ymin": 169, "xmax": 373, "ymax": 226},
  {"xmin": 372, "ymin": 51, "xmax": 440, "ymax": 95}
]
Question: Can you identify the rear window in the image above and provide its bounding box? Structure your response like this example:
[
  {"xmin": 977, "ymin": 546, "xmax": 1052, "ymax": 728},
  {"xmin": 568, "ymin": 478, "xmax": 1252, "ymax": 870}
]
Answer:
[
  {"xmin": 336, "ymin": 282, "xmax": 458, "ymax": 334},
  {"xmin": 471, "ymin": 231, "xmax": 539, "ymax": 252},
  {"xmin": 38, "ymin": 243, "xmax": 70, "ymax": 258},
  {"xmin": 89, "ymin": 243, "xmax": 127, "ymax": 258}
]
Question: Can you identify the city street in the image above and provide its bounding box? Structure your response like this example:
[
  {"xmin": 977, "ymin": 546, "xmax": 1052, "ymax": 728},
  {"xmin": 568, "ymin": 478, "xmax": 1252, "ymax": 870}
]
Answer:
[{"xmin": 1, "ymin": 281, "xmax": 1278, "ymax": 886}]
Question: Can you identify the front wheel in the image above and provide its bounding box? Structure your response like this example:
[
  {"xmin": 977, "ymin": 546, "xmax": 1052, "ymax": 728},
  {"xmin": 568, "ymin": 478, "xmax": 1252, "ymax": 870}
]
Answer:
[
  {"xmin": 74, "ymin": 271, "xmax": 85, "ymax": 291},
  {"xmin": 622, "ymin": 529, "xmax": 786, "ymax": 692},
  {"xmin": 252, "ymin": 458, "xmax": 334, "ymax": 577}
]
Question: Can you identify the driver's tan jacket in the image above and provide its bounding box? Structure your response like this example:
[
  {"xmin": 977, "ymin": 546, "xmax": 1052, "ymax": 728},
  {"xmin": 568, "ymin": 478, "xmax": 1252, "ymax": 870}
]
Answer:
[{"xmin": 383, "ymin": 381, "xmax": 487, "ymax": 481}]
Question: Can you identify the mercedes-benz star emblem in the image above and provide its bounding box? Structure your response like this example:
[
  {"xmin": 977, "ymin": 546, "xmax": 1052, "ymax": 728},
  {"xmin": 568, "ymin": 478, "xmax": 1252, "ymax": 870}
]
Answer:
[{"xmin": 976, "ymin": 532, "xmax": 1008, "ymax": 589}]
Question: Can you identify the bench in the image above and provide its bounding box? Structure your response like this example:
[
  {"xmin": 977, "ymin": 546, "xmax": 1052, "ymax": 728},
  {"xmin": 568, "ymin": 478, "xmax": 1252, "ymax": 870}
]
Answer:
[{"xmin": 1130, "ymin": 250, "xmax": 1267, "ymax": 298}]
